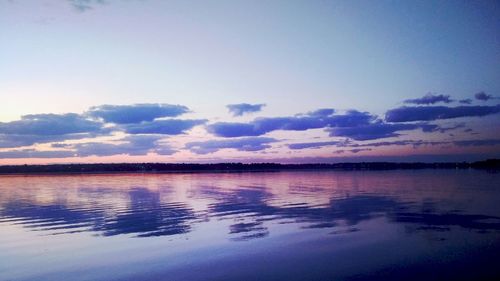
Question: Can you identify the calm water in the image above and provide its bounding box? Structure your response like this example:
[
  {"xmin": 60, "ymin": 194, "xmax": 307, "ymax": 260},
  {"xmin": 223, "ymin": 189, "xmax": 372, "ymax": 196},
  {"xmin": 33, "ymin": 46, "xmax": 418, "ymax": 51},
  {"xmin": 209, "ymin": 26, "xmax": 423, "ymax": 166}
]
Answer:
[{"xmin": 1, "ymin": 170, "xmax": 499, "ymax": 281}]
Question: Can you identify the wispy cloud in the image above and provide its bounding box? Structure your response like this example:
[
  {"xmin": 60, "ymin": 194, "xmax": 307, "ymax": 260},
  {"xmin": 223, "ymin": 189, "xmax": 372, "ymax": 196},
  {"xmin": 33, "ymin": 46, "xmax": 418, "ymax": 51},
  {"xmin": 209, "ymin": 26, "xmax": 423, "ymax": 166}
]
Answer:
[
  {"xmin": 287, "ymin": 141, "xmax": 343, "ymax": 150},
  {"xmin": 67, "ymin": 0, "xmax": 106, "ymax": 12},
  {"xmin": 453, "ymin": 139, "xmax": 500, "ymax": 147}
]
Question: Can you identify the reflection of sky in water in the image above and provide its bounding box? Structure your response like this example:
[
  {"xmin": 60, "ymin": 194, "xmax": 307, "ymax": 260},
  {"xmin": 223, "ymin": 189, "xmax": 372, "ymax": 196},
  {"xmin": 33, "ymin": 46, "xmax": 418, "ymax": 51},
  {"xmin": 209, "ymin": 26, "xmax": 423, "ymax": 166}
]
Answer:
[{"xmin": 1, "ymin": 170, "xmax": 499, "ymax": 281}]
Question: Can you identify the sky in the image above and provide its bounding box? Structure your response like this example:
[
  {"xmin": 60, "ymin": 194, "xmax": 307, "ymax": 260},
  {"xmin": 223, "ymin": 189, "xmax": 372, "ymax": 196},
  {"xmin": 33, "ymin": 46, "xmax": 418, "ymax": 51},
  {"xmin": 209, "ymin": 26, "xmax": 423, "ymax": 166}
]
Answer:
[{"xmin": 0, "ymin": 0, "xmax": 499, "ymax": 164}]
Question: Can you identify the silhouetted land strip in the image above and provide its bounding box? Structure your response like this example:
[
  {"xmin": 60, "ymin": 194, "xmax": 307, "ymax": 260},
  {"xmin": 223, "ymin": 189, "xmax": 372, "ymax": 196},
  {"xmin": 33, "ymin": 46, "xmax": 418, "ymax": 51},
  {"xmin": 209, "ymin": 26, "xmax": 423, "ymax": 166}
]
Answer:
[{"xmin": 0, "ymin": 159, "xmax": 498, "ymax": 174}]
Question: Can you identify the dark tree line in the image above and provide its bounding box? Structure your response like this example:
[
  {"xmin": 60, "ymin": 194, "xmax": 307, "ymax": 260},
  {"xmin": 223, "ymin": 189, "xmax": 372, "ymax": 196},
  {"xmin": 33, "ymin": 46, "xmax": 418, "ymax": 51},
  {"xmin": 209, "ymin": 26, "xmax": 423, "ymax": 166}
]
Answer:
[{"xmin": 0, "ymin": 159, "xmax": 498, "ymax": 174}]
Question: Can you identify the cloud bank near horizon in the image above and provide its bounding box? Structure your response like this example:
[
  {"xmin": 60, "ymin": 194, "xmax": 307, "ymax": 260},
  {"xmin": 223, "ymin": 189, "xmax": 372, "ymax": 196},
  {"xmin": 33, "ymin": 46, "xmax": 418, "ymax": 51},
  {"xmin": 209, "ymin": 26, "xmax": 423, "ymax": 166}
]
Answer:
[{"xmin": 0, "ymin": 95, "xmax": 499, "ymax": 161}]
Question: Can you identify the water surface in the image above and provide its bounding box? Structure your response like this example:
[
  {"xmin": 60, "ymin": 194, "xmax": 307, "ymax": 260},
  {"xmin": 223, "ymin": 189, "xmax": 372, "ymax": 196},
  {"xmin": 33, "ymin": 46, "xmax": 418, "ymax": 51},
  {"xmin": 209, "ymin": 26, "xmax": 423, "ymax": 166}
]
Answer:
[{"xmin": 1, "ymin": 170, "xmax": 499, "ymax": 280}]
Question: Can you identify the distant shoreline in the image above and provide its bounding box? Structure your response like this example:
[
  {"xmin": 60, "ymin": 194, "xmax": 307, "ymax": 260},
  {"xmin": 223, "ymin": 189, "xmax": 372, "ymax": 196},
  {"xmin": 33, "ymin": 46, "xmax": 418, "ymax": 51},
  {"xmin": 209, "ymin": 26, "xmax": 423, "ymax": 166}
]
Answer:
[{"xmin": 0, "ymin": 159, "xmax": 498, "ymax": 175}]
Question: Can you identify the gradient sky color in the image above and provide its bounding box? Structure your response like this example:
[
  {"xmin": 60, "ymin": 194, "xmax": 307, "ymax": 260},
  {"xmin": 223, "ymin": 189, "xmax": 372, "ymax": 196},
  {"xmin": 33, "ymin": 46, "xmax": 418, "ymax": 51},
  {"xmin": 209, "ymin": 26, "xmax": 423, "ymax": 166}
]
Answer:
[{"xmin": 0, "ymin": 0, "xmax": 499, "ymax": 164}]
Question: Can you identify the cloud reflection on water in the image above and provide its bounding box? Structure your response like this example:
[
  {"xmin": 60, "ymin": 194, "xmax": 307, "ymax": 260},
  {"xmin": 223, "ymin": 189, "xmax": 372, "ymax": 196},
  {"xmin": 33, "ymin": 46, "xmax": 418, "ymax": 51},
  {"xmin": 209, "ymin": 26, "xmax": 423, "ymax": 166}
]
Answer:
[{"xmin": 1, "ymin": 172, "xmax": 500, "ymax": 241}]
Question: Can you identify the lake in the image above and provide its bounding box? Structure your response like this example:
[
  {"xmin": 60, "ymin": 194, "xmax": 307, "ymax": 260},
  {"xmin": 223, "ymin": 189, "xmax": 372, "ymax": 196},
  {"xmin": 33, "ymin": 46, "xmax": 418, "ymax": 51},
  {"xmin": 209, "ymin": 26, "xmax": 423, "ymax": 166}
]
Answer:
[{"xmin": 1, "ymin": 170, "xmax": 499, "ymax": 281}]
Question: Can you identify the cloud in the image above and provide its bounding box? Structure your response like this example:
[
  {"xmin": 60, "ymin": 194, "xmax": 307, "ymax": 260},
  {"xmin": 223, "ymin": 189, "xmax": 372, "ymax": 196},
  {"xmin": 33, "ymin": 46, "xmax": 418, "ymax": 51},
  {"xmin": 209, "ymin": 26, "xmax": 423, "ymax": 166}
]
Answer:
[
  {"xmin": 0, "ymin": 135, "xmax": 46, "ymax": 149},
  {"xmin": 209, "ymin": 108, "xmax": 440, "ymax": 141},
  {"xmin": 474, "ymin": 92, "xmax": 494, "ymax": 101},
  {"xmin": 0, "ymin": 135, "xmax": 178, "ymax": 159},
  {"xmin": 87, "ymin": 104, "xmax": 190, "ymax": 124},
  {"xmin": 208, "ymin": 110, "xmax": 374, "ymax": 138},
  {"xmin": 67, "ymin": 0, "xmax": 105, "ymax": 12},
  {"xmin": 334, "ymin": 148, "xmax": 372, "ymax": 154},
  {"xmin": 0, "ymin": 113, "xmax": 107, "ymax": 148},
  {"xmin": 435, "ymin": 123, "xmax": 466, "ymax": 133},
  {"xmin": 327, "ymin": 122, "xmax": 437, "ymax": 141},
  {"xmin": 404, "ymin": 93, "xmax": 453, "ymax": 105},
  {"xmin": 331, "ymin": 139, "xmax": 499, "ymax": 150},
  {"xmin": 65, "ymin": 135, "xmax": 175, "ymax": 158},
  {"xmin": 0, "ymin": 149, "xmax": 75, "ymax": 159},
  {"xmin": 0, "ymin": 133, "xmax": 104, "ymax": 149},
  {"xmin": 335, "ymin": 139, "xmax": 500, "ymax": 149},
  {"xmin": 343, "ymin": 140, "xmax": 451, "ymax": 150},
  {"xmin": 459, "ymin": 99, "xmax": 472, "ymax": 104},
  {"xmin": 288, "ymin": 141, "xmax": 343, "ymax": 150},
  {"xmin": 289, "ymin": 139, "xmax": 448, "ymax": 150},
  {"xmin": 122, "ymin": 119, "xmax": 206, "ymax": 135},
  {"xmin": 226, "ymin": 103, "xmax": 266, "ymax": 116},
  {"xmin": 0, "ymin": 113, "xmax": 103, "ymax": 136},
  {"xmin": 51, "ymin": 143, "xmax": 72, "ymax": 148},
  {"xmin": 154, "ymin": 146, "xmax": 178, "ymax": 155},
  {"xmin": 305, "ymin": 108, "xmax": 336, "ymax": 117},
  {"xmin": 350, "ymin": 148, "xmax": 372, "ymax": 153},
  {"xmin": 72, "ymin": 135, "xmax": 176, "ymax": 157},
  {"xmin": 385, "ymin": 104, "xmax": 500, "ymax": 122},
  {"xmin": 185, "ymin": 137, "xmax": 277, "ymax": 154},
  {"xmin": 453, "ymin": 139, "xmax": 500, "ymax": 147}
]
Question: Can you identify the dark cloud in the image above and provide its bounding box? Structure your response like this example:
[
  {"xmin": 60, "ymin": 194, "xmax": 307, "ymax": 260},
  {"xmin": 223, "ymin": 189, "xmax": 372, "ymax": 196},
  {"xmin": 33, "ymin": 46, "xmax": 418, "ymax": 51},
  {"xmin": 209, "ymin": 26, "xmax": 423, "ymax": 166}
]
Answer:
[
  {"xmin": 208, "ymin": 110, "xmax": 374, "ymax": 138},
  {"xmin": 185, "ymin": 137, "xmax": 277, "ymax": 154},
  {"xmin": 385, "ymin": 105, "xmax": 500, "ymax": 122},
  {"xmin": 453, "ymin": 139, "xmax": 500, "ymax": 147},
  {"xmin": 87, "ymin": 104, "xmax": 190, "ymax": 124},
  {"xmin": 327, "ymin": 122, "xmax": 437, "ymax": 141},
  {"xmin": 350, "ymin": 148, "xmax": 372, "ymax": 153},
  {"xmin": 122, "ymin": 119, "xmax": 206, "ymax": 135},
  {"xmin": 334, "ymin": 148, "xmax": 372, "ymax": 154},
  {"xmin": 226, "ymin": 103, "xmax": 266, "ymax": 116},
  {"xmin": 404, "ymin": 94, "xmax": 453, "ymax": 105},
  {"xmin": 474, "ymin": 92, "xmax": 494, "ymax": 101},
  {"xmin": 288, "ymin": 141, "xmax": 343, "ymax": 150},
  {"xmin": 459, "ymin": 99, "xmax": 472, "ymax": 104}
]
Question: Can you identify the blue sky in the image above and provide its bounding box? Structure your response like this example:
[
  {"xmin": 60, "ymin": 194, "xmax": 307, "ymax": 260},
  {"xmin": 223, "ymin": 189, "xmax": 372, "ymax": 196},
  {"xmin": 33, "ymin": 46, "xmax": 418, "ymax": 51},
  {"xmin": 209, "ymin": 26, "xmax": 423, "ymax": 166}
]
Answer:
[{"xmin": 0, "ymin": 0, "xmax": 499, "ymax": 163}]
